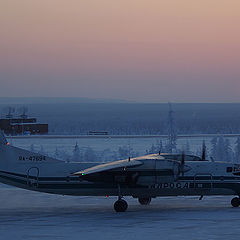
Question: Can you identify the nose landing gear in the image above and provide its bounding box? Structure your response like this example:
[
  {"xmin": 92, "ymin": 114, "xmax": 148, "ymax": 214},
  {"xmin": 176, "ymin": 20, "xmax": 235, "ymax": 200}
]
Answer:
[
  {"xmin": 231, "ymin": 197, "xmax": 240, "ymax": 207},
  {"xmin": 114, "ymin": 198, "xmax": 128, "ymax": 212},
  {"xmin": 114, "ymin": 184, "xmax": 128, "ymax": 212}
]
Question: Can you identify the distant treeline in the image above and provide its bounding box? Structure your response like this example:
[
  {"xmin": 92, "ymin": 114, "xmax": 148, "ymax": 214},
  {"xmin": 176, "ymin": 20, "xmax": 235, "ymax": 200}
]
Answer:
[
  {"xmin": 1, "ymin": 103, "xmax": 240, "ymax": 135},
  {"xmin": 29, "ymin": 136, "xmax": 240, "ymax": 163}
]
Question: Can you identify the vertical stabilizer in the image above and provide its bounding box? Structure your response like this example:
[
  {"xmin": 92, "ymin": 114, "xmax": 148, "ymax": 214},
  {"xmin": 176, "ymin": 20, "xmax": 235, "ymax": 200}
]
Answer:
[{"xmin": 0, "ymin": 130, "xmax": 8, "ymax": 145}]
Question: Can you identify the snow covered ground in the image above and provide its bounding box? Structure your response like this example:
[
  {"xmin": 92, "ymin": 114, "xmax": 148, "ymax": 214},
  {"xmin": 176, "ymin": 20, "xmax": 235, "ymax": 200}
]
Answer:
[
  {"xmin": 1, "ymin": 135, "xmax": 240, "ymax": 239},
  {"xmin": 0, "ymin": 186, "xmax": 239, "ymax": 240}
]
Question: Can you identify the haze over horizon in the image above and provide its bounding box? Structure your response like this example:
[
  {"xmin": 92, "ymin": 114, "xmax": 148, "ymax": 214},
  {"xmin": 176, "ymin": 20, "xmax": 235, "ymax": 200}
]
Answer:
[{"xmin": 1, "ymin": 0, "xmax": 239, "ymax": 103}]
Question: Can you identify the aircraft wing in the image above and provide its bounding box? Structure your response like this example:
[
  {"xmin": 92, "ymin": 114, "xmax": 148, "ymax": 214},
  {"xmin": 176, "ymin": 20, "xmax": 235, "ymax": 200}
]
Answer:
[{"xmin": 72, "ymin": 159, "xmax": 143, "ymax": 176}]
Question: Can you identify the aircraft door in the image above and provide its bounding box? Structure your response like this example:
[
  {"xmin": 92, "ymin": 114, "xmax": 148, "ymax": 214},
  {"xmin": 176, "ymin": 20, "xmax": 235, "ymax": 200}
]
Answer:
[
  {"xmin": 27, "ymin": 167, "xmax": 39, "ymax": 188},
  {"xmin": 194, "ymin": 174, "xmax": 213, "ymax": 194}
]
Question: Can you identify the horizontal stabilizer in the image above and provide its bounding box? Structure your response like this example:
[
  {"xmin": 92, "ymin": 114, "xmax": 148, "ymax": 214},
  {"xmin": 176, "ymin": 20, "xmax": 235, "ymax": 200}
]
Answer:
[{"xmin": 72, "ymin": 159, "xmax": 143, "ymax": 176}]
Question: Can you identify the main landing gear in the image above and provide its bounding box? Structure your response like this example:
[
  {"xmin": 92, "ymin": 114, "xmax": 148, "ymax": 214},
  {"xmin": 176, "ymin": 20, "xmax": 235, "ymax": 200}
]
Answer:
[
  {"xmin": 138, "ymin": 197, "xmax": 151, "ymax": 205},
  {"xmin": 231, "ymin": 197, "xmax": 240, "ymax": 207},
  {"xmin": 113, "ymin": 185, "xmax": 152, "ymax": 212}
]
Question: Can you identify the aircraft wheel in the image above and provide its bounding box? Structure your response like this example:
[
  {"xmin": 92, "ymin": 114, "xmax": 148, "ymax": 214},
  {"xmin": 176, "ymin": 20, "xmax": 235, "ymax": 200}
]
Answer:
[
  {"xmin": 138, "ymin": 197, "xmax": 151, "ymax": 205},
  {"xmin": 114, "ymin": 199, "xmax": 128, "ymax": 212},
  {"xmin": 231, "ymin": 197, "xmax": 240, "ymax": 207}
]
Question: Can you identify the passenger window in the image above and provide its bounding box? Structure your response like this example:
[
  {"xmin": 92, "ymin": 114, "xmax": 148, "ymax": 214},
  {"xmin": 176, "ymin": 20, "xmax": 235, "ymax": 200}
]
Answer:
[{"xmin": 226, "ymin": 167, "xmax": 233, "ymax": 173}]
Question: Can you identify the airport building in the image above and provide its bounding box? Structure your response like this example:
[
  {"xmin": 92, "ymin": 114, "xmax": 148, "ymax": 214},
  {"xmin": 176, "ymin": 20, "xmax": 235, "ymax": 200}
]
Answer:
[{"xmin": 0, "ymin": 111, "xmax": 48, "ymax": 135}]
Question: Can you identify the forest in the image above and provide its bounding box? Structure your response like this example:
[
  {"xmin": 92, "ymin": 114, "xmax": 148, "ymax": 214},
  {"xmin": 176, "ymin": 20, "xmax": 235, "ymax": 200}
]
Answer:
[{"xmin": 28, "ymin": 136, "xmax": 240, "ymax": 163}]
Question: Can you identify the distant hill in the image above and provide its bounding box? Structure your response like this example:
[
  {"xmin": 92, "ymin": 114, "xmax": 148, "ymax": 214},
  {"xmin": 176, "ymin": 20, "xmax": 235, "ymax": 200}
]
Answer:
[
  {"xmin": 0, "ymin": 97, "xmax": 132, "ymax": 105},
  {"xmin": 1, "ymin": 102, "xmax": 240, "ymax": 135}
]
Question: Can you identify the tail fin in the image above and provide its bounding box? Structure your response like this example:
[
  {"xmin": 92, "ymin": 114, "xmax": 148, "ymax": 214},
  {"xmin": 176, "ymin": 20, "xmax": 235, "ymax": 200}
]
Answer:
[
  {"xmin": 0, "ymin": 130, "xmax": 63, "ymax": 165},
  {"xmin": 0, "ymin": 130, "xmax": 8, "ymax": 145}
]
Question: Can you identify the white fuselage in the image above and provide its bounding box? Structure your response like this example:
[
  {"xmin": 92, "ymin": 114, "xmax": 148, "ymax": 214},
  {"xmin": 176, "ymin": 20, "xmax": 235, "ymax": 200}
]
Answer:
[{"xmin": 0, "ymin": 144, "xmax": 240, "ymax": 198}]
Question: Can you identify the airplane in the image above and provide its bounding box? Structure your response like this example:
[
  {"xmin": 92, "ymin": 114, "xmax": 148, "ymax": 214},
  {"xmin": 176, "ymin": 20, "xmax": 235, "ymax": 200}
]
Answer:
[{"xmin": 1, "ymin": 131, "xmax": 240, "ymax": 212}]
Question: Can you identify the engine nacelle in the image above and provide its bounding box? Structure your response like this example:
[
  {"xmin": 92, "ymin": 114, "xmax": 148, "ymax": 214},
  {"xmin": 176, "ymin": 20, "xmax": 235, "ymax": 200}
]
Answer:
[{"xmin": 136, "ymin": 159, "xmax": 180, "ymax": 186}]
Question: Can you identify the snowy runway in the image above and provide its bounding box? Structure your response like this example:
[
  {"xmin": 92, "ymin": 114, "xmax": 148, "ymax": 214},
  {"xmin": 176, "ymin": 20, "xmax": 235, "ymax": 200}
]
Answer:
[{"xmin": 0, "ymin": 186, "xmax": 239, "ymax": 240}]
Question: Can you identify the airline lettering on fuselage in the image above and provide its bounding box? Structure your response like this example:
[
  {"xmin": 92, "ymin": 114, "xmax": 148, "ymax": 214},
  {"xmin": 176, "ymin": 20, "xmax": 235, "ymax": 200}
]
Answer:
[{"xmin": 151, "ymin": 182, "xmax": 199, "ymax": 189}]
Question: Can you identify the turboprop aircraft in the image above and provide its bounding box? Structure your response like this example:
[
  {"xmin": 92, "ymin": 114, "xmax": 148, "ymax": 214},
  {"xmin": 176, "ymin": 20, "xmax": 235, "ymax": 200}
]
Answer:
[{"xmin": 1, "ymin": 131, "xmax": 240, "ymax": 212}]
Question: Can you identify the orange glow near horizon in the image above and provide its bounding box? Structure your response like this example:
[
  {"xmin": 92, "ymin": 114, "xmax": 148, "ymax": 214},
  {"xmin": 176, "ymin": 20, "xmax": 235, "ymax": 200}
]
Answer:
[{"xmin": 0, "ymin": 0, "xmax": 240, "ymax": 102}]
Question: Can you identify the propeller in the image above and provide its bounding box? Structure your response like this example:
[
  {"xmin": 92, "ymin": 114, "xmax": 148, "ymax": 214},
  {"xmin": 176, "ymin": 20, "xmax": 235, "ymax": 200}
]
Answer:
[
  {"xmin": 180, "ymin": 151, "xmax": 185, "ymax": 176},
  {"xmin": 181, "ymin": 151, "xmax": 185, "ymax": 166},
  {"xmin": 178, "ymin": 151, "xmax": 192, "ymax": 177},
  {"xmin": 201, "ymin": 140, "xmax": 206, "ymax": 161}
]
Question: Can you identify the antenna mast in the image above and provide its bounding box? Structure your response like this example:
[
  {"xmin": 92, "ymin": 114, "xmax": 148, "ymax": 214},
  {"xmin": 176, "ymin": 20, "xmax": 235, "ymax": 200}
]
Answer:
[{"xmin": 167, "ymin": 102, "xmax": 177, "ymax": 153}]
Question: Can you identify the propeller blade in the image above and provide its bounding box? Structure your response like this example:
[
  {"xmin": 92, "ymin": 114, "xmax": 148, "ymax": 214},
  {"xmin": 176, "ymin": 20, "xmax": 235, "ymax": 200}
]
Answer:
[
  {"xmin": 181, "ymin": 151, "xmax": 185, "ymax": 166},
  {"xmin": 181, "ymin": 151, "xmax": 185, "ymax": 176},
  {"xmin": 201, "ymin": 140, "xmax": 206, "ymax": 161}
]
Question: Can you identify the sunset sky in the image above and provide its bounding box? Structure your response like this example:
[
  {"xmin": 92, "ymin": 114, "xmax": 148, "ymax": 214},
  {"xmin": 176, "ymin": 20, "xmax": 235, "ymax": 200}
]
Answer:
[{"xmin": 0, "ymin": 0, "xmax": 240, "ymax": 102}]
